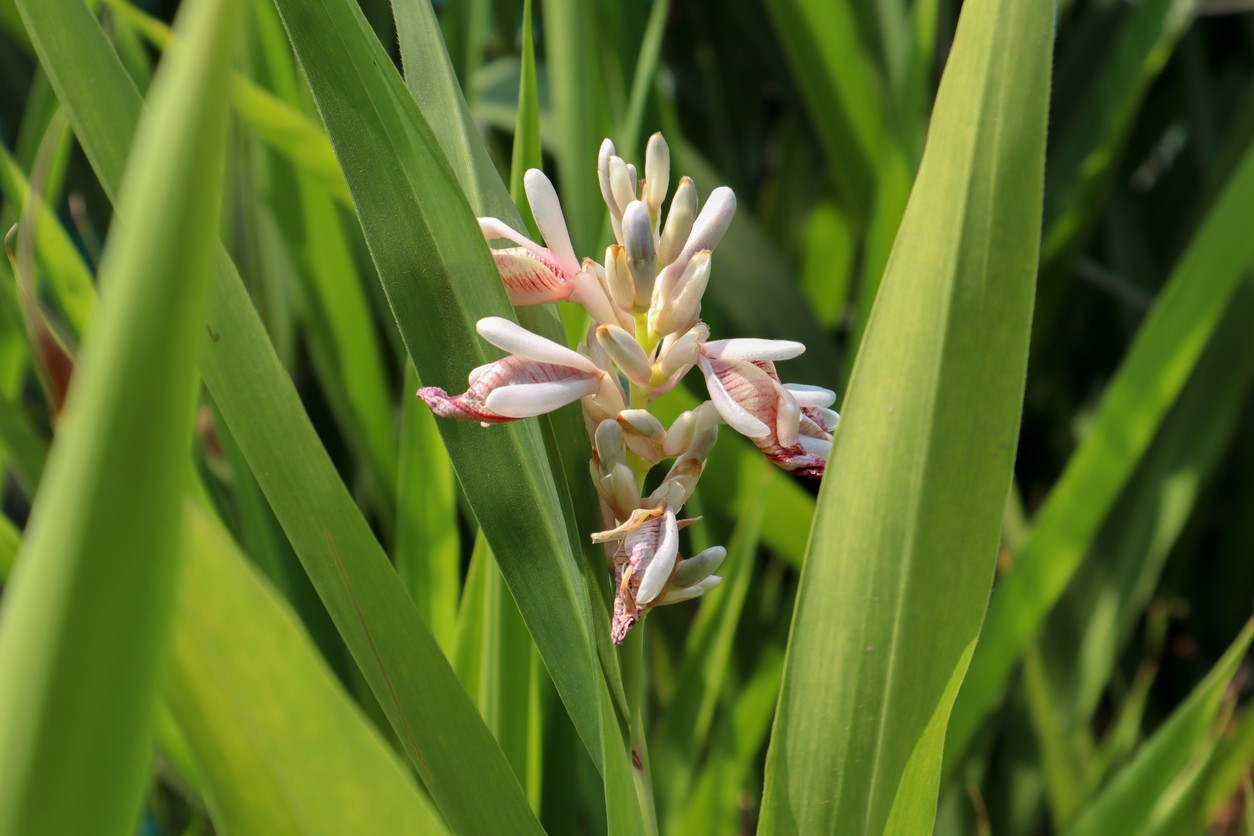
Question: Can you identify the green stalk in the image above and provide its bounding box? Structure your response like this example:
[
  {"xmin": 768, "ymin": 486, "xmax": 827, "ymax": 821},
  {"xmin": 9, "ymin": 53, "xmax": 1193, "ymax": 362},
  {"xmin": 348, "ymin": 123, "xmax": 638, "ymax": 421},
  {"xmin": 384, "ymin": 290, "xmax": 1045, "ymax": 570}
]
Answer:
[
  {"xmin": 620, "ymin": 308, "xmax": 661, "ymax": 834},
  {"xmin": 621, "ymin": 622, "xmax": 659, "ymax": 836}
]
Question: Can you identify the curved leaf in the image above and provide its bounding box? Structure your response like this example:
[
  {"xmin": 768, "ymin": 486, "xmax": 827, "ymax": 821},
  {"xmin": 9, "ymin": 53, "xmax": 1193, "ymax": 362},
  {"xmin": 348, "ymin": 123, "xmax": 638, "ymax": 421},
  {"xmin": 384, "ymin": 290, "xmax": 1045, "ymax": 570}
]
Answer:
[{"xmin": 758, "ymin": 0, "xmax": 1054, "ymax": 830}]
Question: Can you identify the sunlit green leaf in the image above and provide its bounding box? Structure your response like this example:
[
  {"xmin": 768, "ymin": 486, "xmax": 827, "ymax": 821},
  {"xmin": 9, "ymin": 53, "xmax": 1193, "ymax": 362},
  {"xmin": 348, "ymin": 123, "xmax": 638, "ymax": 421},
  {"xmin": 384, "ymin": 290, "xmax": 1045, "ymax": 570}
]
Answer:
[
  {"xmin": 0, "ymin": 0, "xmax": 236, "ymax": 830},
  {"xmin": 759, "ymin": 0, "xmax": 1054, "ymax": 830}
]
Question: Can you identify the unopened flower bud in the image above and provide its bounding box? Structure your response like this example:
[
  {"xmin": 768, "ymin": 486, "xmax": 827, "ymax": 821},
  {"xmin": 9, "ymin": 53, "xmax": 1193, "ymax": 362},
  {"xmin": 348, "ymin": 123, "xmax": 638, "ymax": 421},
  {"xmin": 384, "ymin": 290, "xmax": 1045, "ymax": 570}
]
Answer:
[
  {"xmin": 650, "ymin": 425, "xmax": 717, "ymax": 508},
  {"xmin": 656, "ymin": 186, "xmax": 735, "ymax": 297},
  {"xmin": 600, "ymin": 462, "xmax": 641, "ymax": 519},
  {"xmin": 662, "ymin": 401, "xmax": 720, "ymax": 457},
  {"xmin": 617, "ymin": 409, "xmax": 666, "ymax": 441},
  {"xmin": 622, "ymin": 201, "xmax": 657, "ymax": 308},
  {"xmin": 644, "ymin": 132, "xmax": 670, "ymax": 218},
  {"xmin": 594, "ymin": 418, "xmax": 627, "ymax": 473},
  {"xmin": 659, "ymin": 575, "xmax": 721, "ymax": 605},
  {"xmin": 596, "ymin": 324, "xmax": 654, "ymax": 389},
  {"xmin": 605, "ymin": 245, "xmax": 635, "ymax": 313},
  {"xmin": 671, "ymin": 545, "xmax": 726, "ymax": 588},
  {"xmin": 598, "ymin": 139, "xmax": 620, "ymax": 213},
  {"xmin": 651, "ymin": 249, "xmax": 711, "ymax": 336},
  {"xmin": 658, "ymin": 177, "xmax": 696, "ymax": 268},
  {"xmin": 656, "ymin": 322, "xmax": 708, "ymax": 386},
  {"xmin": 609, "ymin": 156, "xmax": 636, "ymax": 215},
  {"xmin": 616, "ymin": 408, "xmax": 666, "ymax": 461}
]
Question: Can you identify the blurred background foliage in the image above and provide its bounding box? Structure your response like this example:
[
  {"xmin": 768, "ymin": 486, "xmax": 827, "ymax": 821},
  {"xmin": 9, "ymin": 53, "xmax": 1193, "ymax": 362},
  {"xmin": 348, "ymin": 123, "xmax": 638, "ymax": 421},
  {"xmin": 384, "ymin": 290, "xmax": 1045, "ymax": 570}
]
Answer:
[{"xmin": 0, "ymin": 0, "xmax": 1253, "ymax": 833}]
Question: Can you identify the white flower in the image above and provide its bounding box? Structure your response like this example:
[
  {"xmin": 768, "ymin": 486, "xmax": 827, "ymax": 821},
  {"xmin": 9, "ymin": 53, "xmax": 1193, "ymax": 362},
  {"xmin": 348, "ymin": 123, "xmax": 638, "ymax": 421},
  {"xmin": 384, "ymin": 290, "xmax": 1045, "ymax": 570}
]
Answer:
[
  {"xmin": 417, "ymin": 317, "xmax": 609, "ymax": 425},
  {"xmin": 478, "ymin": 171, "xmax": 619, "ymax": 325},
  {"xmin": 697, "ymin": 339, "xmax": 837, "ymax": 478}
]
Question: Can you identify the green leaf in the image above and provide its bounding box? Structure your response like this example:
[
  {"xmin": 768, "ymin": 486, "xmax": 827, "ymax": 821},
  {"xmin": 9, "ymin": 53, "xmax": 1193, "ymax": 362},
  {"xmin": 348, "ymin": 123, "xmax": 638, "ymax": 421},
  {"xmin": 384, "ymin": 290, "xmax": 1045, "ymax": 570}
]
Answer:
[
  {"xmin": 615, "ymin": 0, "xmax": 670, "ymax": 158},
  {"xmin": 538, "ymin": 0, "xmax": 610, "ymax": 255},
  {"xmin": 758, "ymin": 0, "xmax": 1054, "ymax": 830},
  {"xmin": 396, "ymin": 362, "xmax": 461, "ymax": 656},
  {"xmin": 946, "ymin": 133, "xmax": 1254, "ymax": 772},
  {"xmin": 677, "ymin": 145, "xmax": 839, "ymax": 385},
  {"xmin": 763, "ymin": 0, "xmax": 884, "ymax": 216},
  {"xmin": 0, "ymin": 512, "xmax": 20, "ymax": 580},
  {"xmin": 270, "ymin": 0, "xmax": 626, "ymax": 810},
  {"xmin": 0, "ymin": 384, "xmax": 48, "ymax": 499},
  {"xmin": 1203, "ymin": 701, "xmax": 1254, "ymax": 823},
  {"xmin": 0, "ymin": 0, "xmax": 237, "ymax": 830},
  {"xmin": 1042, "ymin": 0, "xmax": 1196, "ymax": 268},
  {"xmin": 1032, "ymin": 277, "xmax": 1254, "ymax": 807},
  {"xmin": 653, "ymin": 462, "xmax": 769, "ymax": 819},
  {"xmin": 17, "ymin": 0, "xmax": 543, "ymax": 830},
  {"xmin": 668, "ymin": 647, "xmax": 785, "ymax": 835},
  {"xmin": 391, "ymin": 0, "xmax": 517, "ymax": 225},
  {"xmin": 391, "ymin": 0, "xmax": 632, "ymax": 739},
  {"xmin": 0, "ymin": 141, "xmax": 96, "ymax": 337},
  {"xmin": 165, "ymin": 504, "xmax": 448, "ymax": 835},
  {"xmin": 1063, "ymin": 621, "xmax": 1254, "ymax": 836},
  {"xmin": 509, "ymin": 0, "xmax": 541, "ymax": 237}
]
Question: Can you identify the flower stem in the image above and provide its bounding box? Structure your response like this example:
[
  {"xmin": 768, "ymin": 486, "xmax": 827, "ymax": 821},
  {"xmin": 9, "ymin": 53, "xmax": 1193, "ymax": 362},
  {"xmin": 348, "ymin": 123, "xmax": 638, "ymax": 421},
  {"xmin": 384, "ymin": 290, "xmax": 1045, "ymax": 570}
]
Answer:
[{"xmin": 621, "ymin": 622, "xmax": 659, "ymax": 835}]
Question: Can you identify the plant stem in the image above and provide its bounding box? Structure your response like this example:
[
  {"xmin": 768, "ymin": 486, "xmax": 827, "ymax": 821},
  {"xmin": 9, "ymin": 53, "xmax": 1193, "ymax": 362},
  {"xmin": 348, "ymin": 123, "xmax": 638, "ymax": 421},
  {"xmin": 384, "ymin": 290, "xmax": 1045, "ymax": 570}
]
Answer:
[{"xmin": 621, "ymin": 622, "xmax": 659, "ymax": 836}]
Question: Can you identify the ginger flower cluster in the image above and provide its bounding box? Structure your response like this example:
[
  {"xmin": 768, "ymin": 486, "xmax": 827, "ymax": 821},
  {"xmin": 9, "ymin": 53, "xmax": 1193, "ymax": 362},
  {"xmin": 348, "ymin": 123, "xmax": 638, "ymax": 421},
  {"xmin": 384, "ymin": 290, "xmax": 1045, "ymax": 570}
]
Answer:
[{"xmin": 418, "ymin": 133, "xmax": 838, "ymax": 643}]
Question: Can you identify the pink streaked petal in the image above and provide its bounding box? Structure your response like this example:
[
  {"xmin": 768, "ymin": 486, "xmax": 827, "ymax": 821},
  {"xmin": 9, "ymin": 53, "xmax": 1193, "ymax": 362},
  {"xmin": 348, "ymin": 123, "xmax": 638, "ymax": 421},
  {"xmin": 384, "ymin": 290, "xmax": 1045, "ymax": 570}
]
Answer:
[
  {"xmin": 478, "ymin": 217, "xmax": 549, "ymax": 260},
  {"xmin": 418, "ymin": 355, "xmax": 597, "ymax": 424},
  {"xmin": 637, "ymin": 509, "xmax": 679, "ymax": 605},
  {"xmin": 485, "ymin": 376, "xmax": 602, "ymax": 418},
  {"xmin": 417, "ymin": 386, "xmax": 491, "ymax": 422},
  {"xmin": 476, "ymin": 317, "xmax": 603, "ymax": 375},
  {"xmin": 698, "ymin": 354, "xmax": 774, "ymax": 439},
  {"xmin": 490, "ymin": 248, "xmax": 573, "ymax": 305},
  {"xmin": 812, "ymin": 407, "xmax": 841, "ymax": 432},
  {"xmin": 704, "ymin": 338, "xmax": 806, "ymax": 362},
  {"xmin": 764, "ymin": 445, "xmax": 827, "ymax": 479},
  {"xmin": 523, "ymin": 170, "xmax": 581, "ymax": 278}
]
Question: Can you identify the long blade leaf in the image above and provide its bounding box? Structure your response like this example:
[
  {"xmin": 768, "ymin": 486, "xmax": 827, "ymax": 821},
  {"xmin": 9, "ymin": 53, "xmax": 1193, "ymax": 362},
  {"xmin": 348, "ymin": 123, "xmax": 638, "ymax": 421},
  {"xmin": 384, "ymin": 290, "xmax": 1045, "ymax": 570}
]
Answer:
[
  {"xmin": 759, "ymin": 0, "xmax": 1054, "ymax": 830},
  {"xmin": 0, "ymin": 0, "xmax": 236, "ymax": 829}
]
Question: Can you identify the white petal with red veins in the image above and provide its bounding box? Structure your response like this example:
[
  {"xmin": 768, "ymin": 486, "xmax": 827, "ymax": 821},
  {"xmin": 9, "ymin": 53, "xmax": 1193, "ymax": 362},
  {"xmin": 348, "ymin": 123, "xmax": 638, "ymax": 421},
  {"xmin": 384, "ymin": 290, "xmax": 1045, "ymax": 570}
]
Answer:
[
  {"xmin": 485, "ymin": 376, "xmax": 602, "ymax": 418},
  {"xmin": 523, "ymin": 169, "xmax": 581, "ymax": 278},
  {"xmin": 478, "ymin": 217, "xmax": 548, "ymax": 259},
  {"xmin": 814, "ymin": 407, "xmax": 840, "ymax": 431},
  {"xmin": 476, "ymin": 317, "xmax": 603, "ymax": 375},
  {"xmin": 490, "ymin": 248, "xmax": 571, "ymax": 304},
  {"xmin": 699, "ymin": 355, "xmax": 773, "ymax": 439},
  {"xmin": 637, "ymin": 509, "xmax": 680, "ymax": 605}
]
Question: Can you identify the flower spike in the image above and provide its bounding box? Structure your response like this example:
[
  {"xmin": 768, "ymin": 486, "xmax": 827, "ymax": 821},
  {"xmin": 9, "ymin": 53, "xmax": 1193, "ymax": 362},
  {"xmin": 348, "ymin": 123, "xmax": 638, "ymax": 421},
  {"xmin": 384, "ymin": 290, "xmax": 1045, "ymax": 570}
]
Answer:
[{"xmin": 424, "ymin": 131, "xmax": 834, "ymax": 644}]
